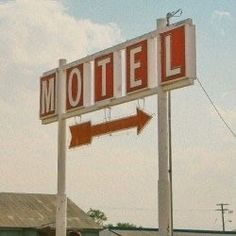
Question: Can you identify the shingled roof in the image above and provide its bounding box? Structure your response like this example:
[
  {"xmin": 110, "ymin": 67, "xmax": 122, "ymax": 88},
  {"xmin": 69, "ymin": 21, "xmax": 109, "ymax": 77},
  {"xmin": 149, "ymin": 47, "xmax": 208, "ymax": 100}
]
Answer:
[{"xmin": 0, "ymin": 192, "xmax": 101, "ymax": 230}]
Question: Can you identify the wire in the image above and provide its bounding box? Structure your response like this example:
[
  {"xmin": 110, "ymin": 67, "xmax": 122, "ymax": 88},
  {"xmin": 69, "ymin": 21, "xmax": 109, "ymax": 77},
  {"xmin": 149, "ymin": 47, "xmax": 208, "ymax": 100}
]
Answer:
[{"xmin": 197, "ymin": 78, "xmax": 236, "ymax": 138}]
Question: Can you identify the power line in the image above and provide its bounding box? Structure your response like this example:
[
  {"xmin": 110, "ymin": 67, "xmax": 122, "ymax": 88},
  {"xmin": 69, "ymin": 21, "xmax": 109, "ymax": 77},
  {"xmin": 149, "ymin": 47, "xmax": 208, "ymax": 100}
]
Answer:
[{"xmin": 196, "ymin": 78, "xmax": 236, "ymax": 138}]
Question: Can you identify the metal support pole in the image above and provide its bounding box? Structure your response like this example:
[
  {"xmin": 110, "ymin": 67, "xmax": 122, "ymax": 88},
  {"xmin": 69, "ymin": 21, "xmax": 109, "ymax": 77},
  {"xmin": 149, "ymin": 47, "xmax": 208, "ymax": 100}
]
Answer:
[
  {"xmin": 157, "ymin": 19, "xmax": 172, "ymax": 236},
  {"xmin": 166, "ymin": 18, "xmax": 173, "ymax": 236},
  {"xmin": 168, "ymin": 91, "xmax": 173, "ymax": 236},
  {"xmin": 164, "ymin": 10, "xmax": 182, "ymax": 235},
  {"xmin": 56, "ymin": 59, "xmax": 67, "ymax": 236}
]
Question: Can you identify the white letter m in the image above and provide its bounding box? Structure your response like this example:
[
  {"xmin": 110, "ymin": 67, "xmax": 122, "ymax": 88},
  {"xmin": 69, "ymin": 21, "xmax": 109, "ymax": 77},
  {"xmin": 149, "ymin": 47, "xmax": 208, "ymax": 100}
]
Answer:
[{"xmin": 41, "ymin": 78, "xmax": 55, "ymax": 114}]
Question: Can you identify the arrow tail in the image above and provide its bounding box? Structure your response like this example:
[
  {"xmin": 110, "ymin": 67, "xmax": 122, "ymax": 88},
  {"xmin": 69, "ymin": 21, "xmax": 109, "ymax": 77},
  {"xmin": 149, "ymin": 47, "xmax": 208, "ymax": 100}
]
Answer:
[{"xmin": 69, "ymin": 122, "xmax": 92, "ymax": 148}]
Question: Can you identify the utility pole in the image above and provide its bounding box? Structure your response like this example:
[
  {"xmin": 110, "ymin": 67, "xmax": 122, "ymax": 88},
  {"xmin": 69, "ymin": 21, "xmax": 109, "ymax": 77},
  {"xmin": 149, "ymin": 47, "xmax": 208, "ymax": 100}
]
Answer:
[{"xmin": 216, "ymin": 203, "xmax": 229, "ymax": 231}]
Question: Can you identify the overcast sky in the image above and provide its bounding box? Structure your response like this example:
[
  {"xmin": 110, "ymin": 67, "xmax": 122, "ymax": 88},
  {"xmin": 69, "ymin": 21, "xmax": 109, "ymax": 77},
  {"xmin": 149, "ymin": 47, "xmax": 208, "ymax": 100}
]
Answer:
[{"xmin": 0, "ymin": 0, "xmax": 236, "ymax": 231}]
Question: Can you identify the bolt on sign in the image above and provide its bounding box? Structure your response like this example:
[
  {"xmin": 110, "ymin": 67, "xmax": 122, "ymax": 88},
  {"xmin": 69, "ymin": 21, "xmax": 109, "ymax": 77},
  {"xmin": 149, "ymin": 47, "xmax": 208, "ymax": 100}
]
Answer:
[{"xmin": 40, "ymin": 19, "xmax": 196, "ymax": 124}]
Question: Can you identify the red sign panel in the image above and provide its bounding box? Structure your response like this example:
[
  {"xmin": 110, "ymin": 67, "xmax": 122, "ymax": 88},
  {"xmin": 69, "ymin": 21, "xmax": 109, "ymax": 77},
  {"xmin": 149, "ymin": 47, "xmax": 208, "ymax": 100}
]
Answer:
[
  {"xmin": 126, "ymin": 40, "xmax": 148, "ymax": 93},
  {"xmin": 40, "ymin": 20, "xmax": 196, "ymax": 123},
  {"xmin": 66, "ymin": 64, "xmax": 84, "ymax": 111},
  {"xmin": 161, "ymin": 25, "xmax": 186, "ymax": 83},
  {"xmin": 95, "ymin": 53, "xmax": 113, "ymax": 102},
  {"xmin": 40, "ymin": 73, "xmax": 56, "ymax": 119}
]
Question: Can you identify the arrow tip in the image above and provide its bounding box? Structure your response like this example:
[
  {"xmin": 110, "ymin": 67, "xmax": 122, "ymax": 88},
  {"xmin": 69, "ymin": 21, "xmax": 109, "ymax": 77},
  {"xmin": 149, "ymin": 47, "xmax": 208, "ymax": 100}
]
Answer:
[{"xmin": 136, "ymin": 108, "xmax": 152, "ymax": 135}]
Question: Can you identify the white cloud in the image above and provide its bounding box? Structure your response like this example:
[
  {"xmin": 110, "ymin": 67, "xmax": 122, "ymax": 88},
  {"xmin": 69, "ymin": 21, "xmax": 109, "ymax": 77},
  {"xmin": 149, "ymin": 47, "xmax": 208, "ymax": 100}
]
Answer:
[
  {"xmin": 213, "ymin": 10, "xmax": 232, "ymax": 19},
  {"xmin": 0, "ymin": 0, "xmax": 122, "ymax": 82},
  {"xmin": 211, "ymin": 10, "xmax": 233, "ymax": 36},
  {"xmin": 0, "ymin": 0, "xmax": 123, "ymax": 193}
]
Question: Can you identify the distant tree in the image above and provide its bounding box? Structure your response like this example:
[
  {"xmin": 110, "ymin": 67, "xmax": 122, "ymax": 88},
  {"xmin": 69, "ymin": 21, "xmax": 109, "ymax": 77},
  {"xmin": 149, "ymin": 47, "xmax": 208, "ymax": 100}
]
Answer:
[
  {"xmin": 116, "ymin": 222, "xmax": 138, "ymax": 228},
  {"xmin": 87, "ymin": 208, "xmax": 107, "ymax": 225},
  {"xmin": 106, "ymin": 223, "xmax": 114, "ymax": 228}
]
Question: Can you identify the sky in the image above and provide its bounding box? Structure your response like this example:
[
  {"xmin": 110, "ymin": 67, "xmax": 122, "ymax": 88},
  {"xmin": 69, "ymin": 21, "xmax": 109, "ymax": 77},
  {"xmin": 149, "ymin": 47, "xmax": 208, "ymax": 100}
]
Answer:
[{"xmin": 0, "ymin": 0, "xmax": 236, "ymax": 231}]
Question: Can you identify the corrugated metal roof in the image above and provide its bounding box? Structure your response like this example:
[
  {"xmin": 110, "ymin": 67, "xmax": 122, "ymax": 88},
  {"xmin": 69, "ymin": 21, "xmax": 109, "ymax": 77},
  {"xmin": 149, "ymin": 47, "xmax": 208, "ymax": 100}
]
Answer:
[{"xmin": 0, "ymin": 192, "xmax": 101, "ymax": 230}]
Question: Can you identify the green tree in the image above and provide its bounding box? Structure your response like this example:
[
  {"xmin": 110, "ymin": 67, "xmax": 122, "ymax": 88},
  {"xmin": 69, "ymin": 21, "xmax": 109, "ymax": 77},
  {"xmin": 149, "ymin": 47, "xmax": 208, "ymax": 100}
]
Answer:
[
  {"xmin": 87, "ymin": 208, "xmax": 107, "ymax": 225},
  {"xmin": 116, "ymin": 222, "xmax": 138, "ymax": 228}
]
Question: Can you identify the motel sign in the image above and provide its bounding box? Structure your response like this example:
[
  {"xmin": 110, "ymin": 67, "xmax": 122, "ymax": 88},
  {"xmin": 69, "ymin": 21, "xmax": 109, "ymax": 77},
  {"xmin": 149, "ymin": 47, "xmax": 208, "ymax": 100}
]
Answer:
[
  {"xmin": 40, "ymin": 18, "xmax": 196, "ymax": 236},
  {"xmin": 40, "ymin": 19, "xmax": 195, "ymax": 122}
]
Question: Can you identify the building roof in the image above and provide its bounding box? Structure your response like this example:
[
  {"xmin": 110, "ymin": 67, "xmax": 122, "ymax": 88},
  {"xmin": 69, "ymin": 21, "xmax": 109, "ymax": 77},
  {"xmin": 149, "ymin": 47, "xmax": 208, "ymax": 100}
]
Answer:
[
  {"xmin": 101, "ymin": 227, "xmax": 236, "ymax": 236},
  {"xmin": 0, "ymin": 192, "xmax": 101, "ymax": 230}
]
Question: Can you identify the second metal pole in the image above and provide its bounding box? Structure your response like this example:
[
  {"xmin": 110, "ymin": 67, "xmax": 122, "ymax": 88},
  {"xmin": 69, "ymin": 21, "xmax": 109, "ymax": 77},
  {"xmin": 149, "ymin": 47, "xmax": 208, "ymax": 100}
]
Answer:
[
  {"xmin": 168, "ymin": 91, "xmax": 173, "ymax": 236},
  {"xmin": 157, "ymin": 18, "xmax": 172, "ymax": 236}
]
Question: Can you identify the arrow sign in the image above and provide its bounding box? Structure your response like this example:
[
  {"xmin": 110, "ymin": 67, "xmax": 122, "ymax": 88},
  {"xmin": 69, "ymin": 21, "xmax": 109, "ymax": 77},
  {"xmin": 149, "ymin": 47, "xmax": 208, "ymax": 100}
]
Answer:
[{"xmin": 69, "ymin": 108, "xmax": 152, "ymax": 148}]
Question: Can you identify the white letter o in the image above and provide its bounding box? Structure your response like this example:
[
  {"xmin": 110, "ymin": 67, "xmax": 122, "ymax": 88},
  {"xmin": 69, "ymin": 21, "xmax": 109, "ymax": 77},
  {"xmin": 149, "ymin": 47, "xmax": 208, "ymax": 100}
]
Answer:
[{"xmin": 68, "ymin": 68, "xmax": 82, "ymax": 107}]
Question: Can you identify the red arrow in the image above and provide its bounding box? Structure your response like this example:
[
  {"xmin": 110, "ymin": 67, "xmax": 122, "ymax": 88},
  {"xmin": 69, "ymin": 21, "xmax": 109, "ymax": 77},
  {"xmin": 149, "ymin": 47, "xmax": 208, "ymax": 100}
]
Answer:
[{"xmin": 69, "ymin": 108, "xmax": 152, "ymax": 148}]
